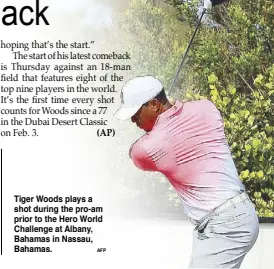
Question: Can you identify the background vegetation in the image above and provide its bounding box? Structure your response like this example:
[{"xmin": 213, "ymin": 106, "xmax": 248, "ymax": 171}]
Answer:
[{"xmin": 110, "ymin": 0, "xmax": 274, "ymax": 218}]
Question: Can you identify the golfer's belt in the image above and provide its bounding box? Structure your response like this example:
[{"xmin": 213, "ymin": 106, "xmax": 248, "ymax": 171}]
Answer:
[{"xmin": 195, "ymin": 191, "xmax": 250, "ymax": 227}]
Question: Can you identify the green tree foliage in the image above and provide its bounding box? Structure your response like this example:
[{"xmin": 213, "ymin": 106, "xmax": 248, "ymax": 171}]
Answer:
[
  {"xmin": 111, "ymin": 0, "xmax": 190, "ymax": 88},
  {"xmin": 172, "ymin": 0, "xmax": 274, "ymax": 217},
  {"xmin": 113, "ymin": 0, "xmax": 274, "ymax": 217}
]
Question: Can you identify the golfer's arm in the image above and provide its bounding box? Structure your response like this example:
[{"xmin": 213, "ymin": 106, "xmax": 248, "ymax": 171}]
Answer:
[{"xmin": 129, "ymin": 141, "xmax": 156, "ymax": 172}]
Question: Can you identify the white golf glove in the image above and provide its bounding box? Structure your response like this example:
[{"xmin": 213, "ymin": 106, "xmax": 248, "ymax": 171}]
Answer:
[{"xmin": 204, "ymin": 0, "xmax": 213, "ymax": 9}]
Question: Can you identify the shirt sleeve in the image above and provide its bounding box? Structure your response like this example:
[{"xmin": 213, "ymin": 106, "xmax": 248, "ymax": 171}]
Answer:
[{"xmin": 129, "ymin": 138, "xmax": 157, "ymax": 171}]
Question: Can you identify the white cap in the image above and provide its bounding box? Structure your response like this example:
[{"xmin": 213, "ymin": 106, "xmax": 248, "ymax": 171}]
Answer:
[{"xmin": 114, "ymin": 76, "xmax": 163, "ymax": 120}]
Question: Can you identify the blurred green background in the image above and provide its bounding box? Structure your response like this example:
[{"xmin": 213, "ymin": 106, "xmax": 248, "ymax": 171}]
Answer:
[{"xmin": 105, "ymin": 0, "xmax": 274, "ymax": 219}]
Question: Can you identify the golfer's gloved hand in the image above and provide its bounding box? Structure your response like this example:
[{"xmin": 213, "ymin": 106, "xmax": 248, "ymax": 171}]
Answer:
[{"xmin": 204, "ymin": 0, "xmax": 213, "ymax": 9}]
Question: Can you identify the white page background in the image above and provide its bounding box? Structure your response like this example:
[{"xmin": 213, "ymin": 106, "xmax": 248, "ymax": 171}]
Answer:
[{"xmin": 0, "ymin": 1, "xmax": 267, "ymax": 269}]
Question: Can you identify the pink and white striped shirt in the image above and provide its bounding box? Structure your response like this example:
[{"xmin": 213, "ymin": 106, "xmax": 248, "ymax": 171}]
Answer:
[{"xmin": 130, "ymin": 99, "xmax": 245, "ymax": 222}]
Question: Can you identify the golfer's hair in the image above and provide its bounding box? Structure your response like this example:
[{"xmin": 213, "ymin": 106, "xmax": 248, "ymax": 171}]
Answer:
[{"xmin": 144, "ymin": 88, "xmax": 168, "ymax": 105}]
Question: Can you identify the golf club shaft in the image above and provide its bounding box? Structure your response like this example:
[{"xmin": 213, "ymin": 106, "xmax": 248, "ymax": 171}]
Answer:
[{"xmin": 167, "ymin": 8, "xmax": 207, "ymax": 96}]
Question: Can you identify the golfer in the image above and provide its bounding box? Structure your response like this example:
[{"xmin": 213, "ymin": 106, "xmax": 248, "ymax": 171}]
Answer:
[{"xmin": 114, "ymin": 75, "xmax": 259, "ymax": 268}]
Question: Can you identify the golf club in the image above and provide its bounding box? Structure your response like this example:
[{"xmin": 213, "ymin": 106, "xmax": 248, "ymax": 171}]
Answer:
[
  {"xmin": 167, "ymin": 0, "xmax": 228, "ymax": 96},
  {"xmin": 167, "ymin": 8, "xmax": 206, "ymax": 96}
]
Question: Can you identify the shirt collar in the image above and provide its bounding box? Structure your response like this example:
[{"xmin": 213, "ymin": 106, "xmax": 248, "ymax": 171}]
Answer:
[{"xmin": 154, "ymin": 100, "xmax": 184, "ymax": 127}]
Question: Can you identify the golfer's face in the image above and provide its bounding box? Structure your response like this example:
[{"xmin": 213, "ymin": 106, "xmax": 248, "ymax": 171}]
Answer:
[{"xmin": 131, "ymin": 100, "xmax": 160, "ymax": 132}]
